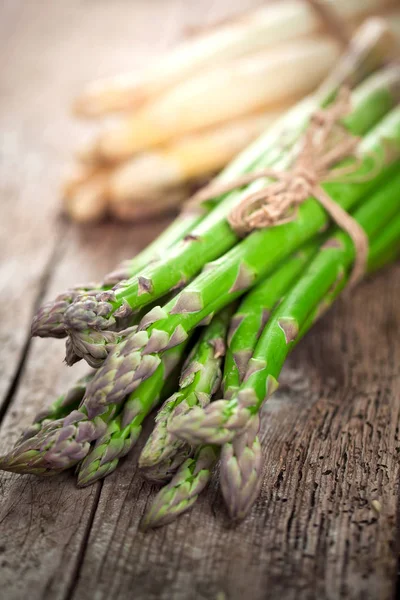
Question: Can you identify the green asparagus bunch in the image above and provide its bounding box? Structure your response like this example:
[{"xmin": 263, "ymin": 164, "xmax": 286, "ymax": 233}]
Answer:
[
  {"xmin": 1, "ymin": 40, "xmax": 400, "ymax": 532},
  {"xmin": 18, "ymin": 93, "xmax": 395, "ymax": 481},
  {"xmin": 75, "ymin": 99, "xmax": 400, "ymax": 422},
  {"xmin": 63, "ymin": 67, "xmax": 400, "ymax": 367}
]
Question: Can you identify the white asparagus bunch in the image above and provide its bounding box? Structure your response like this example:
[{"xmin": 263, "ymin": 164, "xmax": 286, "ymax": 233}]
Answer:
[
  {"xmin": 73, "ymin": 0, "xmax": 396, "ymax": 118},
  {"xmin": 63, "ymin": 8, "xmax": 400, "ymax": 223}
]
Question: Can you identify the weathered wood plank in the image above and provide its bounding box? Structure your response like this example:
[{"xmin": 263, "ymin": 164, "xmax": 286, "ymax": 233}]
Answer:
[{"xmin": 70, "ymin": 266, "xmax": 400, "ymax": 600}]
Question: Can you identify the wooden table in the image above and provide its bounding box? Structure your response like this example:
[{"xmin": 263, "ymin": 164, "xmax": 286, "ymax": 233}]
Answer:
[{"xmin": 1, "ymin": 2, "xmax": 399, "ymax": 599}]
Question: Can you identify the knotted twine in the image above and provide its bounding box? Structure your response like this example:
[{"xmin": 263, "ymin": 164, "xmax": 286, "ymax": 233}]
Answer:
[{"xmin": 184, "ymin": 88, "xmax": 369, "ymax": 287}]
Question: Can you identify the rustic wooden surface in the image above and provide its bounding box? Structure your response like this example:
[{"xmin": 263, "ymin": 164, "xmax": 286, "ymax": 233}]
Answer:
[{"xmin": 0, "ymin": 1, "xmax": 399, "ymax": 599}]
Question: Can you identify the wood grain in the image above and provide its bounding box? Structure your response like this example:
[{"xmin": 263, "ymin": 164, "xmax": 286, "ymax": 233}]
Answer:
[{"xmin": 0, "ymin": 1, "xmax": 399, "ymax": 600}]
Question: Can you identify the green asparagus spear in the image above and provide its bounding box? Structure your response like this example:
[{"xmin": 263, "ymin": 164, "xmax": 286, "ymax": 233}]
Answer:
[
  {"xmin": 138, "ymin": 307, "xmax": 232, "ymax": 470},
  {"xmin": 140, "ymin": 446, "xmax": 194, "ymax": 484},
  {"xmin": 65, "ymin": 67, "xmax": 400, "ymax": 366},
  {"xmin": 15, "ymin": 373, "xmax": 93, "ymax": 445},
  {"xmin": 220, "ymin": 413, "xmax": 262, "ymax": 521},
  {"xmin": 140, "ymin": 445, "xmax": 219, "ymax": 529},
  {"xmin": 84, "ymin": 104, "xmax": 400, "ymax": 419},
  {"xmin": 170, "ymin": 170, "xmax": 400, "ymax": 446},
  {"xmin": 76, "ymin": 339, "xmax": 189, "ymax": 486}
]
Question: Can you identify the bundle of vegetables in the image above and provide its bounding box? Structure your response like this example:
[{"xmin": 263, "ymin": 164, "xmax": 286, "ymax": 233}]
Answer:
[
  {"xmin": 63, "ymin": 4, "xmax": 400, "ymax": 223},
  {"xmin": 1, "ymin": 36, "xmax": 400, "ymax": 529}
]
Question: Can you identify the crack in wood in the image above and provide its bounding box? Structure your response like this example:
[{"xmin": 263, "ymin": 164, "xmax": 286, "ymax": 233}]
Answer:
[{"xmin": 63, "ymin": 482, "xmax": 103, "ymax": 600}]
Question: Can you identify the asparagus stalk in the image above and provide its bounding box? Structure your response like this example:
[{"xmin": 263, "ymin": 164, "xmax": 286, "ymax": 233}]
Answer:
[
  {"xmin": 140, "ymin": 445, "xmax": 194, "ymax": 484},
  {"xmin": 170, "ymin": 170, "xmax": 400, "ymax": 446},
  {"xmin": 15, "ymin": 374, "xmax": 93, "ymax": 445},
  {"xmin": 64, "ymin": 67, "xmax": 400, "ymax": 366},
  {"xmin": 76, "ymin": 338, "xmax": 189, "ymax": 486},
  {"xmin": 82, "ymin": 102, "xmax": 400, "ymax": 418},
  {"xmin": 140, "ymin": 445, "xmax": 219, "ymax": 529},
  {"xmin": 108, "ymin": 111, "xmax": 284, "ymax": 207},
  {"xmin": 218, "ymin": 242, "xmax": 321, "ymax": 519},
  {"xmin": 0, "ymin": 342, "xmax": 186, "ymax": 476},
  {"xmin": 138, "ymin": 307, "xmax": 231, "ymax": 470},
  {"xmin": 220, "ymin": 413, "xmax": 262, "ymax": 521}
]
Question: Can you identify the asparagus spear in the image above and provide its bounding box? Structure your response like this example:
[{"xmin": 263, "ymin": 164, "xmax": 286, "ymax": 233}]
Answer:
[
  {"xmin": 76, "ymin": 338, "xmax": 189, "ymax": 486},
  {"xmin": 140, "ymin": 445, "xmax": 194, "ymax": 484},
  {"xmin": 0, "ymin": 342, "xmax": 186, "ymax": 476},
  {"xmin": 170, "ymin": 170, "xmax": 400, "ymax": 446},
  {"xmin": 138, "ymin": 307, "xmax": 231, "ymax": 470},
  {"xmin": 82, "ymin": 103, "xmax": 400, "ymax": 418},
  {"xmin": 64, "ymin": 67, "xmax": 400, "ymax": 366},
  {"xmin": 15, "ymin": 374, "xmax": 93, "ymax": 445},
  {"xmin": 31, "ymin": 212, "xmax": 203, "ymax": 339},
  {"xmin": 220, "ymin": 413, "xmax": 262, "ymax": 521},
  {"xmin": 140, "ymin": 445, "xmax": 219, "ymax": 529}
]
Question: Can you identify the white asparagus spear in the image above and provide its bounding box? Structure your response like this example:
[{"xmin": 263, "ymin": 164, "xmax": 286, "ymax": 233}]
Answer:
[
  {"xmin": 63, "ymin": 171, "xmax": 110, "ymax": 223},
  {"xmin": 109, "ymin": 186, "xmax": 190, "ymax": 222},
  {"xmin": 65, "ymin": 109, "xmax": 284, "ymax": 223},
  {"xmin": 388, "ymin": 12, "xmax": 400, "ymax": 38},
  {"xmin": 108, "ymin": 110, "xmax": 284, "ymax": 203},
  {"xmin": 73, "ymin": 0, "xmax": 396, "ymax": 117},
  {"xmin": 81, "ymin": 36, "xmax": 340, "ymax": 163},
  {"xmin": 61, "ymin": 163, "xmax": 99, "ymax": 198}
]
